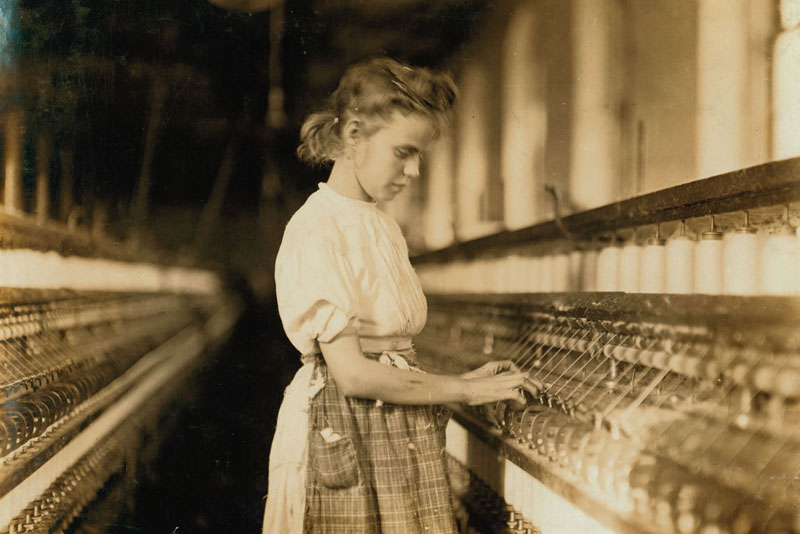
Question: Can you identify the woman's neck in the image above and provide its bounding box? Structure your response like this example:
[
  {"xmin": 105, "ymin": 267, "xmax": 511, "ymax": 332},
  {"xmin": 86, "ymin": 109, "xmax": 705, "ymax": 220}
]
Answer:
[{"xmin": 327, "ymin": 159, "xmax": 372, "ymax": 202}]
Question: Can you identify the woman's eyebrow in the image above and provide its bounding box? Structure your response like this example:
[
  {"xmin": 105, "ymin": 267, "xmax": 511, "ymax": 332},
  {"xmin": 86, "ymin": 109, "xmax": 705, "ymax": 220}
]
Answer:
[{"xmin": 395, "ymin": 144, "xmax": 421, "ymax": 153}]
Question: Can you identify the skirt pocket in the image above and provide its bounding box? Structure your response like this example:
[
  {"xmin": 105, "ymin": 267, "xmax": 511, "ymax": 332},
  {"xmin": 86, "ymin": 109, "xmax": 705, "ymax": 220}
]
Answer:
[{"xmin": 310, "ymin": 432, "xmax": 360, "ymax": 489}]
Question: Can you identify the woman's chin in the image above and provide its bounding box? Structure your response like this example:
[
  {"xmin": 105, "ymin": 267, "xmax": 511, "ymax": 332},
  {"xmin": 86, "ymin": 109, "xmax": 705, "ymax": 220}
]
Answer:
[{"xmin": 383, "ymin": 187, "xmax": 405, "ymax": 201}]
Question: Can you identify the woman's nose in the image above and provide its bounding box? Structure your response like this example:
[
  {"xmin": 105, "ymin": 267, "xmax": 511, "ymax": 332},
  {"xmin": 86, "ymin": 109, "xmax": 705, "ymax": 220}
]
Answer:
[{"xmin": 403, "ymin": 155, "xmax": 421, "ymax": 178}]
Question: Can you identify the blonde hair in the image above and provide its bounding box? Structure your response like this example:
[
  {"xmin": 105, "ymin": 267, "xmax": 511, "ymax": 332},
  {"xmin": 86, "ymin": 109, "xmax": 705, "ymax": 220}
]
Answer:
[{"xmin": 297, "ymin": 57, "xmax": 458, "ymax": 166}]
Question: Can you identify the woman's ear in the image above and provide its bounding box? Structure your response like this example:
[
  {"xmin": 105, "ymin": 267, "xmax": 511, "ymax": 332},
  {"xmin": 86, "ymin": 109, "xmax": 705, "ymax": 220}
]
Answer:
[{"xmin": 343, "ymin": 118, "xmax": 362, "ymax": 147}]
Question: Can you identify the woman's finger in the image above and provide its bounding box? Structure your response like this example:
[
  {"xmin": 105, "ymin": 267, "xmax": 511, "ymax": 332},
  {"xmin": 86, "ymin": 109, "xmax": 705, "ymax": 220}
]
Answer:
[
  {"xmin": 508, "ymin": 387, "xmax": 527, "ymax": 409},
  {"xmin": 523, "ymin": 376, "xmax": 542, "ymax": 395},
  {"xmin": 490, "ymin": 373, "xmax": 524, "ymax": 386},
  {"xmin": 498, "ymin": 373, "xmax": 541, "ymax": 392},
  {"xmin": 492, "ymin": 360, "xmax": 520, "ymax": 374}
]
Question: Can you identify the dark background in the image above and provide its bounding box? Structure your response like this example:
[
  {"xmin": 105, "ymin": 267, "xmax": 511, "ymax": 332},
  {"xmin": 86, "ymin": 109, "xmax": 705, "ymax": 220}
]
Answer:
[{"xmin": 4, "ymin": 0, "xmax": 488, "ymax": 273}]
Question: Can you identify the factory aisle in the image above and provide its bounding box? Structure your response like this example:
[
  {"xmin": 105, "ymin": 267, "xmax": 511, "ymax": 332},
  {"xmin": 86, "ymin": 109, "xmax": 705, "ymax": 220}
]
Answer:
[{"xmin": 104, "ymin": 288, "xmax": 299, "ymax": 534}]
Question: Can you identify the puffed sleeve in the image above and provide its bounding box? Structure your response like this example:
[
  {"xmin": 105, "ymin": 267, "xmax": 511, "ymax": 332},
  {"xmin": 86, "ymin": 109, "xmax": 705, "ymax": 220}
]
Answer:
[{"xmin": 274, "ymin": 225, "xmax": 360, "ymax": 355}]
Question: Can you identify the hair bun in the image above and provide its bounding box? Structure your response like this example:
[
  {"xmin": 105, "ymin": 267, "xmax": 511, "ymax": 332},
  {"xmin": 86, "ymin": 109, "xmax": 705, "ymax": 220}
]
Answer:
[{"xmin": 297, "ymin": 57, "xmax": 459, "ymax": 165}]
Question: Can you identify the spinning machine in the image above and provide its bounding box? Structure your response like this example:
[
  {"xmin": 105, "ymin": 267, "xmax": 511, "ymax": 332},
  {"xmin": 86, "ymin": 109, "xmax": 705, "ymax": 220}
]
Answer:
[
  {"xmin": 0, "ymin": 214, "xmax": 240, "ymax": 533},
  {"xmin": 413, "ymin": 158, "xmax": 800, "ymax": 534}
]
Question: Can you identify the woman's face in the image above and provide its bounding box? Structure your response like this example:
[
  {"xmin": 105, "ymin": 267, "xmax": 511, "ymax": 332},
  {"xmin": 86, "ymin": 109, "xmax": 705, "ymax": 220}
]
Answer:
[{"xmin": 351, "ymin": 111, "xmax": 435, "ymax": 202}]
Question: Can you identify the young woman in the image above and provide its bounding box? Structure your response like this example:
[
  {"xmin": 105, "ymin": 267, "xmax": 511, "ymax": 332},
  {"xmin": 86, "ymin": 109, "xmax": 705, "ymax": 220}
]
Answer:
[{"xmin": 263, "ymin": 57, "xmax": 538, "ymax": 534}]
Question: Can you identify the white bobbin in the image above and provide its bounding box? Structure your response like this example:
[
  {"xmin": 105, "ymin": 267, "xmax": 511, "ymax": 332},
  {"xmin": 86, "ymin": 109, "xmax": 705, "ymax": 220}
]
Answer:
[
  {"xmin": 596, "ymin": 242, "xmax": 621, "ymax": 291},
  {"xmin": 640, "ymin": 225, "xmax": 666, "ymax": 293},
  {"xmin": 723, "ymin": 212, "xmax": 760, "ymax": 295},
  {"xmin": 760, "ymin": 208, "xmax": 798, "ymax": 295},
  {"xmin": 540, "ymin": 254, "xmax": 555, "ymax": 292},
  {"xmin": 552, "ymin": 252, "xmax": 570, "ymax": 292},
  {"xmin": 694, "ymin": 217, "xmax": 723, "ymax": 294},
  {"xmin": 665, "ymin": 221, "xmax": 695, "ymax": 294},
  {"xmin": 581, "ymin": 246, "xmax": 599, "ymax": 292},
  {"xmin": 568, "ymin": 249, "xmax": 584, "ymax": 291},
  {"xmin": 619, "ymin": 238, "xmax": 642, "ymax": 293},
  {"xmin": 760, "ymin": 231, "xmax": 798, "ymax": 295},
  {"xmin": 524, "ymin": 255, "xmax": 542, "ymax": 293}
]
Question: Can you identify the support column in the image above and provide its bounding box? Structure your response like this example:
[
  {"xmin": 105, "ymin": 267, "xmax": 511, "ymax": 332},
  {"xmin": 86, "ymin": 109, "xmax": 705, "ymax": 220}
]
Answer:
[
  {"xmin": 569, "ymin": 0, "xmax": 621, "ymax": 210},
  {"xmin": 195, "ymin": 135, "xmax": 236, "ymax": 253},
  {"xmin": 130, "ymin": 81, "xmax": 166, "ymax": 243},
  {"xmin": 423, "ymin": 135, "xmax": 456, "ymax": 250},
  {"xmin": 745, "ymin": 0, "xmax": 774, "ymax": 165},
  {"xmin": 3, "ymin": 110, "xmax": 24, "ymax": 213},
  {"xmin": 266, "ymin": 2, "xmax": 286, "ymax": 130},
  {"xmin": 59, "ymin": 148, "xmax": 74, "ymax": 221},
  {"xmin": 774, "ymin": 0, "xmax": 800, "ymax": 160},
  {"xmin": 697, "ymin": 0, "xmax": 772, "ymax": 176},
  {"xmin": 455, "ymin": 63, "xmax": 496, "ymax": 241},
  {"xmin": 501, "ymin": 5, "xmax": 547, "ymax": 229},
  {"xmin": 697, "ymin": 0, "xmax": 747, "ymax": 177},
  {"xmin": 35, "ymin": 133, "xmax": 51, "ymax": 224}
]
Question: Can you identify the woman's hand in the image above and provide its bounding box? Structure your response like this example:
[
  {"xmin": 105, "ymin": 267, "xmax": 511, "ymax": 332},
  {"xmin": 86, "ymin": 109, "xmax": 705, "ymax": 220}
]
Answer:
[
  {"xmin": 461, "ymin": 370, "xmax": 543, "ymax": 408},
  {"xmin": 460, "ymin": 359, "xmax": 520, "ymax": 379}
]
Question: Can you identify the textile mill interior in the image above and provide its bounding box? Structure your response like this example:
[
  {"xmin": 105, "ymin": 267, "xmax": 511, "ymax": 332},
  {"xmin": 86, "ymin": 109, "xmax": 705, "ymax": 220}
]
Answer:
[{"xmin": 1, "ymin": 0, "xmax": 800, "ymax": 533}]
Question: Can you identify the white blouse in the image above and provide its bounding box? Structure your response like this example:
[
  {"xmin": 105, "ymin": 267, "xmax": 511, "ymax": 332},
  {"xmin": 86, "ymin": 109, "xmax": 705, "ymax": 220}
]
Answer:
[{"xmin": 274, "ymin": 182, "xmax": 427, "ymax": 356}]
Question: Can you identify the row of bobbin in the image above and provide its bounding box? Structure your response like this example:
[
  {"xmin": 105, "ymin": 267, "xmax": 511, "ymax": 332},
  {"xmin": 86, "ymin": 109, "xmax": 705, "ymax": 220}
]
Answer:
[
  {"xmin": 595, "ymin": 209, "xmax": 799, "ymax": 295},
  {"xmin": 415, "ymin": 208, "xmax": 799, "ymax": 295}
]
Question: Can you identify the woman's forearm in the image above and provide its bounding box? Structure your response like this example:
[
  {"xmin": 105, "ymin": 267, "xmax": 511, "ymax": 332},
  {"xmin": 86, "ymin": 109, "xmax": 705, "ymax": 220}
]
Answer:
[
  {"xmin": 346, "ymin": 358, "xmax": 472, "ymax": 404},
  {"xmin": 319, "ymin": 334, "xmax": 531, "ymax": 406},
  {"xmin": 319, "ymin": 334, "xmax": 469, "ymax": 403}
]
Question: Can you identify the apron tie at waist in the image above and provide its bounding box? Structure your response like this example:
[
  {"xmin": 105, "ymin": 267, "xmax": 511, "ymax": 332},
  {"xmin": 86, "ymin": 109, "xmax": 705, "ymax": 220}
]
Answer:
[
  {"xmin": 375, "ymin": 350, "xmax": 425, "ymax": 406},
  {"xmin": 299, "ymin": 336, "xmax": 420, "ymax": 407},
  {"xmin": 301, "ymin": 336, "xmax": 414, "ymax": 365},
  {"xmin": 375, "ymin": 349, "xmax": 424, "ymax": 407},
  {"xmin": 359, "ymin": 335, "xmax": 413, "ymax": 353},
  {"xmin": 376, "ymin": 350, "xmax": 422, "ymax": 371}
]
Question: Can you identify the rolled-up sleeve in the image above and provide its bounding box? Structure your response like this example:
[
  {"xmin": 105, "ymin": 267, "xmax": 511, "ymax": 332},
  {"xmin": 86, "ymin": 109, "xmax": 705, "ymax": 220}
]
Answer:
[{"xmin": 275, "ymin": 226, "xmax": 360, "ymax": 355}]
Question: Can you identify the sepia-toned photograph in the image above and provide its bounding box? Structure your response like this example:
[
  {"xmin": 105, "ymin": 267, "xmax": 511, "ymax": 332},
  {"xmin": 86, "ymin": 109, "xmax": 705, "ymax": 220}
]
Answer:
[{"xmin": 1, "ymin": 0, "xmax": 799, "ymax": 533}]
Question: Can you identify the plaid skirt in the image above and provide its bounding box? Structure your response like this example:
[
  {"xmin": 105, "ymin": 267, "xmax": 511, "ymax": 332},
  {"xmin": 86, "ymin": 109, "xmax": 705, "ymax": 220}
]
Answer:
[{"xmin": 304, "ymin": 351, "xmax": 456, "ymax": 534}]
